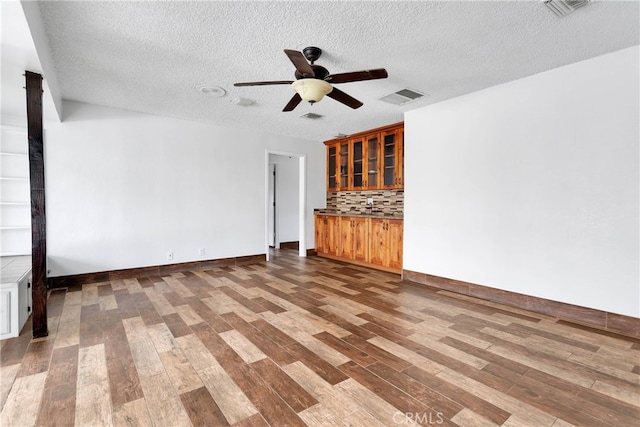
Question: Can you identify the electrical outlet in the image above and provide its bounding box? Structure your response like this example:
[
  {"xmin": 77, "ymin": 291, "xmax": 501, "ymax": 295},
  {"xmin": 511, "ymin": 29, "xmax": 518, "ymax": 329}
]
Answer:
[
  {"xmin": 167, "ymin": 251, "xmax": 174, "ymax": 261},
  {"xmin": 199, "ymin": 248, "xmax": 205, "ymax": 257},
  {"xmin": 367, "ymin": 197, "xmax": 374, "ymax": 206}
]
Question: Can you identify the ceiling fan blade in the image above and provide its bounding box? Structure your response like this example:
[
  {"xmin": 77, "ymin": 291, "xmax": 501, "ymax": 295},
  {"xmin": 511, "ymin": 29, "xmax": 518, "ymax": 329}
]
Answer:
[
  {"xmin": 234, "ymin": 80, "xmax": 293, "ymax": 87},
  {"xmin": 284, "ymin": 49, "xmax": 315, "ymax": 77},
  {"xmin": 326, "ymin": 68, "xmax": 388, "ymax": 84},
  {"xmin": 283, "ymin": 93, "xmax": 302, "ymax": 112},
  {"xmin": 326, "ymin": 87, "xmax": 363, "ymax": 109}
]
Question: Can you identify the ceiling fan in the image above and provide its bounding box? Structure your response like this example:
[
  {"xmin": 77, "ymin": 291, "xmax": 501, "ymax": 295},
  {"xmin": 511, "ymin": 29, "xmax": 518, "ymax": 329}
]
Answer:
[{"xmin": 234, "ymin": 46, "xmax": 388, "ymax": 112}]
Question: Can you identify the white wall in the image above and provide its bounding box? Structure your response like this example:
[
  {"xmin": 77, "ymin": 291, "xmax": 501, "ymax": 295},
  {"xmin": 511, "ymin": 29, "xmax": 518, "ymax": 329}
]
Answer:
[
  {"xmin": 269, "ymin": 154, "xmax": 300, "ymax": 244},
  {"xmin": 404, "ymin": 46, "xmax": 639, "ymax": 317},
  {"xmin": 45, "ymin": 101, "xmax": 325, "ymax": 277}
]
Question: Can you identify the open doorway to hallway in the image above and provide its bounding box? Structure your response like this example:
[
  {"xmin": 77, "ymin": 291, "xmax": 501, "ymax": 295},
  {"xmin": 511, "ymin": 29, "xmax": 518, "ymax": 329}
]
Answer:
[{"xmin": 265, "ymin": 151, "xmax": 306, "ymax": 261}]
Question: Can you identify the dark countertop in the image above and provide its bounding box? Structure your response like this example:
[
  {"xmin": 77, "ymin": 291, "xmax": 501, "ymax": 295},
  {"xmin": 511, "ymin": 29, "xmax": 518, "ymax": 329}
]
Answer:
[{"xmin": 314, "ymin": 209, "xmax": 403, "ymax": 219}]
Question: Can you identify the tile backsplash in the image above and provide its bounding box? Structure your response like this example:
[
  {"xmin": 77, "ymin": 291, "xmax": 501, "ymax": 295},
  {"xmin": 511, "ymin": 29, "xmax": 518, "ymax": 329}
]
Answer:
[{"xmin": 325, "ymin": 190, "xmax": 404, "ymax": 216}]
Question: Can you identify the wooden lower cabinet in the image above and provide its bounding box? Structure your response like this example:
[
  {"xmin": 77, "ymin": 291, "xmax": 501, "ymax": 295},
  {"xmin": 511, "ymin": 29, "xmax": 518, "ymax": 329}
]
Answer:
[
  {"xmin": 314, "ymin": 215, "xmax": 340, "ymax": 256},
  {"xmin": 369, "ymin": 218, "xmax": 403, "ymax": 271},
  {"xmin": 315, "ymin": 214, "xmax": 402, "ymax": 273},
  {"xmin": 339, "ymin": 216, "xmax": 368, "ymax": 262}
]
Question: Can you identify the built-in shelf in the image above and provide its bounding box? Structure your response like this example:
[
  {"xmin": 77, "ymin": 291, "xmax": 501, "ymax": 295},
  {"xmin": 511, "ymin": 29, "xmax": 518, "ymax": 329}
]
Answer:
[
  {"xmin": 0, "ymin": 251, "xmax": 31, "ymax": 257},
  {"xmin": 1, "ymin": 126, "xmax": 31, "ymax": 257},
  {"xmin": 0, "ymin": 124, "xmax": 26, "ymax": 132},
  {"xmin": 0, "ymin": 152, "xmax": 28, "ymax": 157}
]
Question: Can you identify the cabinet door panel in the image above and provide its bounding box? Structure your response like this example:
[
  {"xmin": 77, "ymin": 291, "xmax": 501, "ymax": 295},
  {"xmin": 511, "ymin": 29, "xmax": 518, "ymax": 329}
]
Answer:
[
  {"xmin": 327, "ymin": 145, "xmax": 338, "ymax": 190},
  {"xmin": 382, "ymin": 132, "xmax": 396, "ymax": 187},
  {"xmin": 339, "ymin": 217, "xmax": 354, "ymax": 259},
  {"xmin": 315, "ymin": 216, "xmax": 326, "ymax": 254},
  {"xmin": 366, "ymin": 135, "xmax": 379, "ymax": 189},
  {"xmin": 353, "ymin": 217, "xmax": 368, "ymax": 262},
  {"xmin": 387, "ymin": 220, "xmax": 403, "ymax": 270},
  {"xmin": 326, "ymin": 216, "xmax": 340, "ymax": 256},
  {"xmin": 339, "ymin": 141, "xmax": 349, "ymax": 190},
  {"xmin": 352, "ymin": 140, "xmax": 364, "ymax": 189},
  {"xmin": 397, "ymin": 130, "xmax": 404, "ymax": 186},
  {"xmin": 369, "ymin": 218, "xmax": 387, "ymax": 267}
]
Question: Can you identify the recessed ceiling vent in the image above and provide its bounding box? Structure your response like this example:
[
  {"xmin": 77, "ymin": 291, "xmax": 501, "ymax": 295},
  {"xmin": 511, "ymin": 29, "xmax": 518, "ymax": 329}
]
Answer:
[
  {"xmin": 230, "ymin": 96, "xmax": 255, "ymax": 107},
  {"xmin": 543, "ymin": 0, "xmax": 592, "ymax": 17},
  {"xmin": 299, "ymin": 112, "xmax": 324, "ymax": 120},
  {"xmin": 379, "ymin": 89, "xmax": 426, "ymax": 106}
]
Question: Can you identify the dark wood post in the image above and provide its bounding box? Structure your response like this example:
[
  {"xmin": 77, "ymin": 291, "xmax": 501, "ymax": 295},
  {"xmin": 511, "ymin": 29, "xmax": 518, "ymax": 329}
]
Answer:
[{"xmin": 25, "ymin": 70, "xmax": 48, "ymax": 338}]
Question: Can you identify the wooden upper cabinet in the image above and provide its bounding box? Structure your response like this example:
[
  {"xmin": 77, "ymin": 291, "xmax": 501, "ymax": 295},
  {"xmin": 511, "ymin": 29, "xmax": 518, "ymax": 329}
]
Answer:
[
  {"xmin": 326, "ymin": 141, "xmax": 350, "ymax": 191},
  {"xmin": 350, "ymin": 138, "xmax": 365, "ymax": 190},
  {"xmin": 365, "ymin": 134, "xmax": 380, "ymax": 190},
  {"xmin": 326, "ymin": 143, "xmax": 338, "ymax": 191},
  {"xmin": 381, "ymin": 128, "xmax": 404, "ymax": 189},
  {"xmin": 339, "ymin": 140, "xmax": 350, "ymax": 190},
  {"xmin": 324, "ymin": 122, "xmax": 403, "ymax": 191}
]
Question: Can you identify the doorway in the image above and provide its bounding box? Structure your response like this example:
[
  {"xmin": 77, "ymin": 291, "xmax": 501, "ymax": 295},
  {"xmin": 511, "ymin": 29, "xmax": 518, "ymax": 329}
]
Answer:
[{"xmin": 265, "ymin": 151, "xmax": 306, "ymax": 260}]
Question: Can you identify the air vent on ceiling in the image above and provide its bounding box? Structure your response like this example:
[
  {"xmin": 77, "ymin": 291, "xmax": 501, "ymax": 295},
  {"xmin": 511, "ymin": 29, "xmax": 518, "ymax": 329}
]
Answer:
[
  {"xmin": 379, "ymin": 89, "xmax": 426, "ymax": 106},
  {"xmin": 542, "ymin": 0, "xmax": 592, "ymax": 17},
  {"xmin": 299, "ymin": 112, "xmax": 324, "ymax": 120},
  {"xmin": 230, "ymin": 96, "xmax": 255, "ymax": 107}
]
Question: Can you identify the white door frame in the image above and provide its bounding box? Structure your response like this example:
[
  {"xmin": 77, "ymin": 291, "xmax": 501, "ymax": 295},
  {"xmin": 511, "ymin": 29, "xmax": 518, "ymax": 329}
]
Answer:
[
  {"xmin": 264, "ymin": 150, "xmax": 306, "ymax": 260},
  {"xmin": 268, "ymin": 163, "xmax": 278, "ymax": 248}
]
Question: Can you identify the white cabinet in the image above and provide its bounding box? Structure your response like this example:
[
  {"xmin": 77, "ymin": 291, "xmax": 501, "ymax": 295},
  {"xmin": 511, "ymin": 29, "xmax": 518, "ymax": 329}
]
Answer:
[{"xmin": 0, "ymin": 256, "xmax": 32, "ymax": 339}]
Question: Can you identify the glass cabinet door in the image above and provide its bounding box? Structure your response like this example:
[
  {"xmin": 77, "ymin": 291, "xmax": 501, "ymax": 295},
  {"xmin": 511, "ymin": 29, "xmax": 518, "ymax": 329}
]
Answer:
[
  {"xmin": 383, "ymin": 132, "xmax": 396, "ymax": 187},
  {"xmin": 339, "ymin": 141, "xmax": 349, "ymax": 189},
  {"xmin": 352, "ymin": 139, "xmax": 364, "ymax": 189},
  {"xmin": 327, "ymin": 145, "xmax": 337, "ymax": 189},
  {"xmin": 366, "ymin": 135, "xmax": 379, "ymax": 188}
]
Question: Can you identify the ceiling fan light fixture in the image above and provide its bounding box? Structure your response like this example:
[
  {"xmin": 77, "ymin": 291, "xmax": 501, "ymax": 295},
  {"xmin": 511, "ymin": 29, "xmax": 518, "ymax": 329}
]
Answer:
[{"xmin": 292, "ymin": 79, "xmax": 333, "ymax": 104}]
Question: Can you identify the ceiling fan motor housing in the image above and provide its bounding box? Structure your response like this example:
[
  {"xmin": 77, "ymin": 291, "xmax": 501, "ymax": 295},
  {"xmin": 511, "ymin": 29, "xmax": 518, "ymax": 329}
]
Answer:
[{"xmin": 295, "ymin": 65, "xmax": 330, "ymax": 81}]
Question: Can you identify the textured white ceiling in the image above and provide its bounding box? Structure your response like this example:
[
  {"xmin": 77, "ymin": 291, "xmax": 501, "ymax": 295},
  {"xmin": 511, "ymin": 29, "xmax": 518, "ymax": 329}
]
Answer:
[{"xmin": 31, "ymin": 0, "xmax": 640, "ymax": 141}]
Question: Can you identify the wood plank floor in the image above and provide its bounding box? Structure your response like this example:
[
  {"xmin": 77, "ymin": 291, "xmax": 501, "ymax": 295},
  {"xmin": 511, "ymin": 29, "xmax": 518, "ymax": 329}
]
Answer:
[{"xmin": 1, "ymin": 249, "xmax": 639, "ymax": 426}]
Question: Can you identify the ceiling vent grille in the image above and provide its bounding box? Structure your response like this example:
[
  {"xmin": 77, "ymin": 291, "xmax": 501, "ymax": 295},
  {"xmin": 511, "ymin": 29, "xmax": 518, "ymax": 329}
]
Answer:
[
  {"xmin": 543, "ymin": 0, "xmax": 592, "ymax": 17},
  {"xmin": 230, "ymin": 96, "xmax": 255, "ymax": 107},
  {"xmin": 299, "ymin": 112, "xmax": 324, "ymax": 120},
  {"xmin": 379, "ymin": 89, "xmax": 426, "ymax": 106}
]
